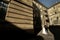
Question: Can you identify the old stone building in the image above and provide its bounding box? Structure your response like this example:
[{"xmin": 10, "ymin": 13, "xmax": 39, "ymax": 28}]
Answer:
[
  {"xmin": 33, "ymin": 1, "xmax": 49, "ymax": 29},
  {"xmin": 33, "ymin": 0, "xmax": 60, "ymax": 40},
  {"xmin": 1, "ymin": 0, "xmax": 60, "ymax": 34},
  {"xmin": 5, "ymin": 0, "xmax": 33, "ymax": 32},
  {"xmin": 33, "ymin": 0, "xmax": 60, "ymax": 26},
  {"xmin": 48, "ymin": 3, "xmax": 60, "ymax": 25}
]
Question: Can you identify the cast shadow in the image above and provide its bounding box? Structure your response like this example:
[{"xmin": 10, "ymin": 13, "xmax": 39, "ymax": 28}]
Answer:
[
  {"xmin": 49, "ymin": 25, "xmax": 60, "ymax": 40},
  {"xmin": 33, "ymin": 3, "xmax": 42, "ymax": 35},
  {"xmin": 0, "ymin": 20, "xmax": 44, "ymax": 40}
]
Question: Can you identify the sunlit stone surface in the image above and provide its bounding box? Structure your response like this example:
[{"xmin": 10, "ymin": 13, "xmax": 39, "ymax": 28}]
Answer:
[
  {"xmin": 48, "ymin": 3, "xmax": 60, "ymax": 25},
  {"xmin": 5, "ymin": 0, "xmax": 33, "ymax": 31}
]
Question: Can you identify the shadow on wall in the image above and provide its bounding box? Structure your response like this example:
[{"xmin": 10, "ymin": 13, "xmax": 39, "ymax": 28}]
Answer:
[
  {"xmin": 0, "ymin": 20, "xmax": 44, "ymax": 40},
  {"xmin": 49, "ymin": 25, "xmax": 60, "ymax": 40},
  {"xmin": 33, "ymin": 3, "xmax": 42, "ymax": 35},
  {"xmin": 0, "ymin": 20, "xmax": 34, "ymax": 39}
]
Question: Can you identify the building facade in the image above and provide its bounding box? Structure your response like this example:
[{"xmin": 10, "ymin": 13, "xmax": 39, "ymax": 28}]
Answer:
[
  {"xmin": 5, "ymin": 0, "xmax": 33, "ymax": 33},
  {"xmin": 48, "ymin": 3, "xmax": 60, "ymax": 25},
  {"xmin": 33, "ymin": 0, "xmax": 60, "ymax": 26}
]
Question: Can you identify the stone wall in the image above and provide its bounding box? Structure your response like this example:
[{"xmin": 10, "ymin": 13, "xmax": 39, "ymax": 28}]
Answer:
[
  {"xmin": 5, "ymin": 0, "xmax": 33, "ymax": 31},
  {"xmin": 48, "ymin": 3, "xmax": 60, "ymax": 25},
  {"xmin": 20, "ymin": 0, "xmax": 33, "ymax": 6}
]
